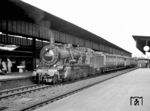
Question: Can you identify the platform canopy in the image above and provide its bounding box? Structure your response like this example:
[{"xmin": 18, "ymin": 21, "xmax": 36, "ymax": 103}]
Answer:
[
  {"xmin": 0, "ymin": 0, "xmax": 130, "ymax": 55},
  {"xmin": 133, "ymin": 35, "xmax": 150, "ymax": 54}
]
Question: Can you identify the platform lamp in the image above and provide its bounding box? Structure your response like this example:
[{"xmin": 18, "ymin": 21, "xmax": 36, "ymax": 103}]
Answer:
[{"xmin": 143, "ymin": 40, "xmax": 150, "ymax": 52}]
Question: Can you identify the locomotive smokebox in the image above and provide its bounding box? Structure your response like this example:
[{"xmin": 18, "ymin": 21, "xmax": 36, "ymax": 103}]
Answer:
[{"xmin": 40, "ymin": 44, "xmax": 83, "ymax": 67}]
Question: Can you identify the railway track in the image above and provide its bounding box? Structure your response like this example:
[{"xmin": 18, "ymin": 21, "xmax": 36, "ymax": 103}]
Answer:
[
  {"xmin": 21, "ymin": 81, "xmax": 98, "ymax": 111},
  {"xmin": 0, "ymin": 69, "xmax": 117, "ymax": 101},
  {"xmin": 0, "ymin": 73, "xmax": 96, "ymax": 101},
  {"xmin": 0, "ymin": 67, "xmax": 137, "ymax": 111},
  {"xmin": 0, "ymin": 84, "xmax": 50, "ymax": 101},
  {"xmin": 0, "ymin": 73, "xmax": 98, "ymax": 101}
]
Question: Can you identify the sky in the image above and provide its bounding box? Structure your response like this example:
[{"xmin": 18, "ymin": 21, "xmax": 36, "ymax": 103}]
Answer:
[{"xmin": 22, "ymin": 0, "xmax": 150, "ymax": 57}]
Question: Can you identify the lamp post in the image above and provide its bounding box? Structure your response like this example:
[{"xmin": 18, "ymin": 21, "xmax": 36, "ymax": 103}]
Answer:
[{"xmin": 143, "ymin": 41, "xmax": 149, "ymax": 52}]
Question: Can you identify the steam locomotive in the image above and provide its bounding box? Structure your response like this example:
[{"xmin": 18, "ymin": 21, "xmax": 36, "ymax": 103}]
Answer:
[{"xmin": 33, "ymin": 43, "xmax": 137, "ymax": 84}]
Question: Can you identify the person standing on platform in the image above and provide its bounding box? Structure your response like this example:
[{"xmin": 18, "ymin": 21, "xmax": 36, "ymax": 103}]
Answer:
[
  {"xmin": 7, "ymin": 58, "xmax": 12, "ymax": 73},
  {"xmin": 21, "ymin": 60, "xmax": 26, "ymax": 72},
  {"xmin": 2, "ymin": 59, "xmax": 7, "ymax": 74},
  {"xmin": 0, "ymin": 58, "xmax": 2, "ymax": 74}
]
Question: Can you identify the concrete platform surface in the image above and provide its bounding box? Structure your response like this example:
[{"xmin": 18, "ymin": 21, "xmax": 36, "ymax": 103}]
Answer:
[
  {"xmin": 0, "ymin": 72, "xmax": 33, "ymax": 81},
  {"xmin": 0, "ymin": 72, "xmax": 34, "ymax": 91},
  {"xmin": 35, "ymin": 68, "xmax": 150, "ymax": 111}
]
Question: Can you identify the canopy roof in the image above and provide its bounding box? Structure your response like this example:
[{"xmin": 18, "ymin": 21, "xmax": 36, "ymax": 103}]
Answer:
[
  {"xmin": 0, "ymin": 0, "xmax": 131, "ymax": 54},
  {"xmin": 133, "ymin": 35, "xmax": 150, "ymax": 54}
]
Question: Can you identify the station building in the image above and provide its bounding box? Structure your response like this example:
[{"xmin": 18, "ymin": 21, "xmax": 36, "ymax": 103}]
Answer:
[{"xmin": 0, "ymin": 0, "xmax": 131, "ymax": 72}]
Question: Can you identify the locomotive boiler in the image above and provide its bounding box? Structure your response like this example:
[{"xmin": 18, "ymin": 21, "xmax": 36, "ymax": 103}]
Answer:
[{"xmin": 40, "ymin": 44, "xmax": 87, "ymax": 66}]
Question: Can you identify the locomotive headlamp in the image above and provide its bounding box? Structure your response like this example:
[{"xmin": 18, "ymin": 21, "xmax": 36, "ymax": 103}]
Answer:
[{"xmin": 143, "ymin": 41, "xmax": 150, "ymax": 52}]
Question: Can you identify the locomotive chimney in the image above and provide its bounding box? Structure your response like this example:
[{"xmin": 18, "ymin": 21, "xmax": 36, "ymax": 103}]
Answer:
[{"xmin": 49, "ymin": 30, "xmax": 54, "ymax": 44}]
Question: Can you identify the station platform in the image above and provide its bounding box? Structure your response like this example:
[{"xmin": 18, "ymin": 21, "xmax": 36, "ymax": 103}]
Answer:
[
  {"xmin": 0, "ymin": 72, "xmax": 33, "ymax": 81},
  {"xmin": 0, "ymin": 72, "xmax": 34, "ymax": 91},
  {"xmin": 35, "ymin": 68, "xmax": 150, "ymax": 111}
]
